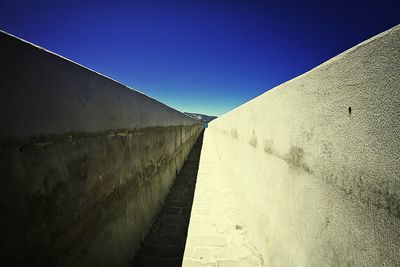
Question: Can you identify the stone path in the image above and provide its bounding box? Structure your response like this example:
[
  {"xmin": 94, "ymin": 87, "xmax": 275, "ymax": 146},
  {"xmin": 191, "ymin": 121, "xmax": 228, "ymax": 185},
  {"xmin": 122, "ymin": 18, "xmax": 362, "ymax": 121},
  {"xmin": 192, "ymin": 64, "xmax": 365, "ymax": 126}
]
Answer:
[
  {"xmin": 183, "ymin": 129, "xmax": 264, "ymax": 267},
  {"xmin": 132, "ymin": 131, "xmax": 204, "ymax": 267}
]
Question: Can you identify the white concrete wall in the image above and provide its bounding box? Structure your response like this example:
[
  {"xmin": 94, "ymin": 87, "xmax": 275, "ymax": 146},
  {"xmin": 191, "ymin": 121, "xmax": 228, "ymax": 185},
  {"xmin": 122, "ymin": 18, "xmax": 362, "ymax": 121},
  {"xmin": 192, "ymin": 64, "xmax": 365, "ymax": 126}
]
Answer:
[{"xmin": 207, "ymin": 25, "xmax": 400, "ymax": 266}]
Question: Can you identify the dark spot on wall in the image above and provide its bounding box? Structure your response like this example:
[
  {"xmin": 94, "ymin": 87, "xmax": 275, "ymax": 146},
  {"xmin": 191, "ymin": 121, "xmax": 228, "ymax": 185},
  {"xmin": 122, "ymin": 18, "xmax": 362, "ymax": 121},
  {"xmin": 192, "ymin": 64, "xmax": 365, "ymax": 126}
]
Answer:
[
  {"xmin": 284, "ymin": 146, "xmax": 313, "ymax": 174},
  {"xmin": 323, "ymin": 171, "xmax": 400, "ymax": 219},
  {"xmin": 304, "ymin": 131, "xmax": 314, "ymax": 142},
  {"xmin": 263, "ymin": 139, "xmax": 274, "ymax": 155},
  {"xmin": 305, "ymin": 165, "xmax": 313, "ymax": 174},
  {"xmin": 19, "ymin": 146, "xmax": 24, "ymax": 152},
  {"xmin": 325, "ymin": 216, "xmax": 330, "ymax": 227},
  {"xmin": 348, "ymin": 106, "xmax": 352, "ymax": 115},
  {"xmin": 249, "ymin": 131, "xmax": 257, "ymax": 148},
  {"xmin": 285, "ymin": 146, "xmax": 304, "ymax": 168},
  {"xmin": 230, "ymin": 129, "xmax": 239, "ymax": 139}
]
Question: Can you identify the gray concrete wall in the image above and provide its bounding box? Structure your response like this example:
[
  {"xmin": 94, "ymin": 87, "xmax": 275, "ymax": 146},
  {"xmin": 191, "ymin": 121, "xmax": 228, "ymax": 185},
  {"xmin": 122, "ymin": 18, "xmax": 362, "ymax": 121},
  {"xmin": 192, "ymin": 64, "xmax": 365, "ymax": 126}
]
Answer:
[
  {"xmin": 0, "ymin": 31, "xmax": 202, "ymax": 267},
  {"xmin": 207, "ymin": 25, "xmax": 400, "ymax": 266}
]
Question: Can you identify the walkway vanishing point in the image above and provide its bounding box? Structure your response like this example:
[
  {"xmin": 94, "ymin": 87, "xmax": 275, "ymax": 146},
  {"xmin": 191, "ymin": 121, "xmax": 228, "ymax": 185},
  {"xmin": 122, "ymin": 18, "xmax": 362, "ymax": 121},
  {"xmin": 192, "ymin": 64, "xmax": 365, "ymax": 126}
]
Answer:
[
  {"xmin": 1, "ymin": 25, "xmax": 400, "ymax": 267},
  {"xmin": 132, "ymin": 132, "xmax": 203, "ymax": 266}
]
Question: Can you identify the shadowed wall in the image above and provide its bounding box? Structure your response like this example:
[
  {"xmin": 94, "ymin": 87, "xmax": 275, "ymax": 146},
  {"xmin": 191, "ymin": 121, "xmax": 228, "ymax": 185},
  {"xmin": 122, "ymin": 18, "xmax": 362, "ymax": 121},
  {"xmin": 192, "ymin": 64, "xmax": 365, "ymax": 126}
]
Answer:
[{"xmin": 0, "ymin": 31, "xmax": 202, "ymax": 267}]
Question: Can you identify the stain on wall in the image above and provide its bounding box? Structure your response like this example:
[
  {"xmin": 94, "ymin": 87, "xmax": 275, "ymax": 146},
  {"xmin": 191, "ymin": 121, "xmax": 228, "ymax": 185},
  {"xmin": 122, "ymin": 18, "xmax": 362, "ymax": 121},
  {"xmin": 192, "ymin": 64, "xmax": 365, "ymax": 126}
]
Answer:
[
  {"xmin": 262, "ymin": 140, "xmax": 313, "ymax": 174},
  {"xmin": 283, "ymin": 146, "xmax": 313, "ymax": 174},
  {"xmin": 230, "ymin": 129, "xmax": 239, "ymax": 139},
  {"xmin": 263, "ymin": 139, "xmax": 274, "ymax": 155},
  {"xmin": 249, "ymin": 131, "xmax": 258, "ymax": 148}
]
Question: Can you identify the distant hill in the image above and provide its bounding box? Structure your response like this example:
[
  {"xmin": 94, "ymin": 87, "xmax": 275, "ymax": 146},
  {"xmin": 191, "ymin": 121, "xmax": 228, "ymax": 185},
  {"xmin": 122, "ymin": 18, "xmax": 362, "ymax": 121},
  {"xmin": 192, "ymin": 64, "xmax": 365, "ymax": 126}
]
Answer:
[{"xmin": 184, "ymin": 112, "xmax": 217, "ymax": 123}]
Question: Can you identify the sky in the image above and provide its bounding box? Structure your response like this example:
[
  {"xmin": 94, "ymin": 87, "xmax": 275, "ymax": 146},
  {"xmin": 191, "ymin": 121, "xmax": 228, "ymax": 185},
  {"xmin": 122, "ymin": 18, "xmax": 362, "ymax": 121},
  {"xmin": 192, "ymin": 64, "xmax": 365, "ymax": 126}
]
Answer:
[{"xmin": 0, "ymin": 0, "xmax": 399, "ymax": 116}]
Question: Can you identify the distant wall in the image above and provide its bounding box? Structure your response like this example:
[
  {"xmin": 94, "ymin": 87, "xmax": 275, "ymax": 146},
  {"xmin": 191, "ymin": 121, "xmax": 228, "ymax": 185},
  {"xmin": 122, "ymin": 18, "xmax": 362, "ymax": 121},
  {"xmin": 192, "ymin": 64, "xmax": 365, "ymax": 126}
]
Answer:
[
  {"xmin": 207, "ymin": 25, "xmax": 400, "ymax": 266},
  {"xmin": 0, "ymin": 31, "xmax": 202, "ymax": 267}
]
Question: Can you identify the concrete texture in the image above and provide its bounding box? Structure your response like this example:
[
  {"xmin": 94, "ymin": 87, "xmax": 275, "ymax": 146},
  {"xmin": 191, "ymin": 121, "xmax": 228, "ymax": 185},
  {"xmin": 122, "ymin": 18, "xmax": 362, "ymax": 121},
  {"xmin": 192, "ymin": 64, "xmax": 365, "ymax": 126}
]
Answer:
[
  {"xmin": 0, "ymin": 31, "xmax": 202, "ymax": 267},
  {"xmin": 0, "ymin": 31, "xmax": 197, "ymax": 147},
  {"xmin": 204, "ymin": 25, "xmax": 400, "ymax": 266},
  {"xmin": 183, "ymin": 129, "xmax": 263, "ymax": 267},
  {"xmin": 132, "ymin": 131, "xmax": 204, "ymax": 267}
]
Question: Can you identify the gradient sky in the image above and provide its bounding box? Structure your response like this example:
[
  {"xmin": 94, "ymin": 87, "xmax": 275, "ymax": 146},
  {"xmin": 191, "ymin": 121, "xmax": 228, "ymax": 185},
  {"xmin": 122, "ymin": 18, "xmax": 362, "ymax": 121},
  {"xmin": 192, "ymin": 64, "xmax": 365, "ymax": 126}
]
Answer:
[{"xmin": 1, "ymin": 0, "xmax": 399, "ymax": 116}]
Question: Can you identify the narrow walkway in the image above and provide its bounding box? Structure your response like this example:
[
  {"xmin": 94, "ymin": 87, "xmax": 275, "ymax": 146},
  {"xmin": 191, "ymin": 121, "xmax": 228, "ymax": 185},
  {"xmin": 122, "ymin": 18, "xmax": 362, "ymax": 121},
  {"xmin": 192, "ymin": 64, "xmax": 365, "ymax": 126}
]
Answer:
[
  {"xmin": 132, "ymin": 131, "xmax": 204, "ymax": 267},
  {"xmin": 183, "ymin": 129, "xmax": 264, "ymax": 267}
]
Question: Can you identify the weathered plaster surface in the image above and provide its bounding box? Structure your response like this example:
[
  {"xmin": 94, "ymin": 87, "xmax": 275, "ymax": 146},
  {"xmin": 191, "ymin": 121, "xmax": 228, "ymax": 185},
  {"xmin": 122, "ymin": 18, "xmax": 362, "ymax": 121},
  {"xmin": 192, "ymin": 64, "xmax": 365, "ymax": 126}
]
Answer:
[
  {"xmin": 206, "ymin": 25, "xmax": 400, "ymax": 266},
  {"xmin": 0, "ymin": 31, "xmax": 202, "ymax": 266}
]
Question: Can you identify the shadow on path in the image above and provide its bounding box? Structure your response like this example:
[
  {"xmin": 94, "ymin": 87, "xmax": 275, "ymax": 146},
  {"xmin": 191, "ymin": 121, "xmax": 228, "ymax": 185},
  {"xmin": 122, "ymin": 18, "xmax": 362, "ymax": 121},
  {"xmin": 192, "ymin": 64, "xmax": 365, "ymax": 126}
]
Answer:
[{"xmin": 132, "ymin": 130, "xmax": 204, "ymax": 267}]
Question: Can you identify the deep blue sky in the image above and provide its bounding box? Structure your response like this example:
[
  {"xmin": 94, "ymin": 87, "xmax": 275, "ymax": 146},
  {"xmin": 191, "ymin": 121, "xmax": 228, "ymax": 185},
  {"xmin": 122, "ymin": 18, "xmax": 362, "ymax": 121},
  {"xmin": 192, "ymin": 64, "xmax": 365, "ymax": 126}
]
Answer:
[{"xmin": 1, "ymin": 0, "xmax": 399, "ymax": 116}]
